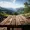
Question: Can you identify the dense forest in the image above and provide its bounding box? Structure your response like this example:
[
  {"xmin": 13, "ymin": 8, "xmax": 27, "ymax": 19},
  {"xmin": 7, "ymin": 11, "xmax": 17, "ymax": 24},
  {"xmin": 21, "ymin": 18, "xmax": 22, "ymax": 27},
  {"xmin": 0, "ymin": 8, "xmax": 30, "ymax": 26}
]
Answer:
[{"xmin": 23, "ymin": 0, "xmax": 30, "ymax": 17}]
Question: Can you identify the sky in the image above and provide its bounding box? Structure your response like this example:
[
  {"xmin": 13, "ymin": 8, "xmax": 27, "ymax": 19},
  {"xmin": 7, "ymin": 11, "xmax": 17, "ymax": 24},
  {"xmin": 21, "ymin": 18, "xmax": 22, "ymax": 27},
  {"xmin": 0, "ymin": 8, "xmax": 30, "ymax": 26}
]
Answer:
[{"xmin": 0, "ymin": 0, "xmax": 27, "ymax": 8}]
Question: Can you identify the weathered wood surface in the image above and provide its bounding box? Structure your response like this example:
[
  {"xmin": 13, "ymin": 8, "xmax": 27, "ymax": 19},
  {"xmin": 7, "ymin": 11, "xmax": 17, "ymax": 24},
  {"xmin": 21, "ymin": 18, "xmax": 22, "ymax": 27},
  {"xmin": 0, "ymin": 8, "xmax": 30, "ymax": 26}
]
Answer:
[
  {"xmin": 0, "ymin": 15, "xmax": 30, "ymax": 25},
  {"xmin": 0, "ymin": 27, "xmax": 7, "ymax": 30},
  {"xmin": 0, "ymin": 27, "xmax": 22, "ymax": 30}
]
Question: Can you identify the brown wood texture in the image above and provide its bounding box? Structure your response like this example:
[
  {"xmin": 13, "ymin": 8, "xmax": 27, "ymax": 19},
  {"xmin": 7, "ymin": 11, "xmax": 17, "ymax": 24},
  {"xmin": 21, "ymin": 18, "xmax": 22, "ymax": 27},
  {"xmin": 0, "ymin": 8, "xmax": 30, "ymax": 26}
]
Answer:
[{"xmin": 0, "ymin": 15, "xmax": 30, "ymax": 25}]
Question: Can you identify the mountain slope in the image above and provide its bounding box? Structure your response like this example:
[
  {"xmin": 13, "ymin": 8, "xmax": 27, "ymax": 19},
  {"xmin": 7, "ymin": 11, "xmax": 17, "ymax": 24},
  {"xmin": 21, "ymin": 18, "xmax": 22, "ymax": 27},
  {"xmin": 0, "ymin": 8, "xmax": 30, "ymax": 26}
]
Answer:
[
  {"xmin": 0, "ymin": 7, "xmax": 15, "ymax": 15},
  {"xmin": 16, "ymin": 7, "xmax": 24, "ymax": 14}
]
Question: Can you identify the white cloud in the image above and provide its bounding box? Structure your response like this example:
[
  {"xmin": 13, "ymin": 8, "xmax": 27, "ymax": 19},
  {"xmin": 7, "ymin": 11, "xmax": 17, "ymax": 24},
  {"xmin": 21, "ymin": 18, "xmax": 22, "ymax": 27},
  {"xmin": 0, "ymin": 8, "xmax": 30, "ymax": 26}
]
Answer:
[
  {"xmin": 0, "ymin": 1, "xmax": 24, "ymax": 8},
  {"xmin": 13, "ymin": 0, "xmax": 16, "ymax": 3}
]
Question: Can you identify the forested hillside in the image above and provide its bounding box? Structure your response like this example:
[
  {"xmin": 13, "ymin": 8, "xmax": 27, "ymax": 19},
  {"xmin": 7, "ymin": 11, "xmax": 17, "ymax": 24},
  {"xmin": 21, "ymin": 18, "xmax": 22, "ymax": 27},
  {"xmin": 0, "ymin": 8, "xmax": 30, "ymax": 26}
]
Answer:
[{"xmin": 23, "ymin": 0, "xmax": 30, "ymax": 17}]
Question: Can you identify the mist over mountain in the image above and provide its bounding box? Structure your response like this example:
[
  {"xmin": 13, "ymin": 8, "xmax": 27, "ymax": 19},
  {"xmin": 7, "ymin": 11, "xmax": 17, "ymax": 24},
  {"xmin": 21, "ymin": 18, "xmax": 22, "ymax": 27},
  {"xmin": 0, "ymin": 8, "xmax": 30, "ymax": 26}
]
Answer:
[
  {"xmin": 0, "ymin": 6, "xmax": 24, "ymax": 15},
  {"xmin": 0, "ymin": 7, "xmax": 16, "ymax": 15},
  {"xmin": 16, "ymin": 7, "xmax": 24, "ymax": 14},
  {"xmin": 7, "ymin": 8, "xmax": 17, "ymax": 12}
]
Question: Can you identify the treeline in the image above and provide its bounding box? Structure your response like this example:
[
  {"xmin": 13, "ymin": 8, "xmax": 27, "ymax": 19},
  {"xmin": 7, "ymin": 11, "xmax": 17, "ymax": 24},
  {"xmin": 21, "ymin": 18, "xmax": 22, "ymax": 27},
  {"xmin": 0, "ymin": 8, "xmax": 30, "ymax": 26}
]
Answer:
[
  {"xmin": 24, "ymin": 0, "xmax": 30, "ymax": 13},
  {"xmin": 23, "ymin": 0, "xmax": 30, "ymax": 17}
]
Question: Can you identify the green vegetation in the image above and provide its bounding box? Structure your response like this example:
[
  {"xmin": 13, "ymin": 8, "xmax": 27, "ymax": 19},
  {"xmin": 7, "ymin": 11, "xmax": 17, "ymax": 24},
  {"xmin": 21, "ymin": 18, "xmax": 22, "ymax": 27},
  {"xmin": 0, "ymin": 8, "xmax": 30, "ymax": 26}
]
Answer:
[
  {"xmin": 22, "ymin": 13, "xmax": 30, "ymax": 17},
  {"xmin": 22, "ymin": 0, "xmax": 30, "ymax": 17},
  {"xmin": 0, "ymin": 12, "xmax": 9, "ymax": 17},
  {"xmin": 13, "ymin": 12, "xmax": 18, "ymax": 15}
]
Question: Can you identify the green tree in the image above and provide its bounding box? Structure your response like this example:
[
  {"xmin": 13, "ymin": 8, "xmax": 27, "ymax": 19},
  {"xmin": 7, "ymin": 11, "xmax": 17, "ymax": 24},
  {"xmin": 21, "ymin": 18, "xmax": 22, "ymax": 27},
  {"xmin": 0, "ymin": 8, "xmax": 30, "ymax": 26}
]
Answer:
[
  {"xmin": 13, "ymin": 12, "xmax": 18, "ymax": 15},
  {"xmin": 24, "ymin": 0, "xmax": 30, "ymax": 13}
]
